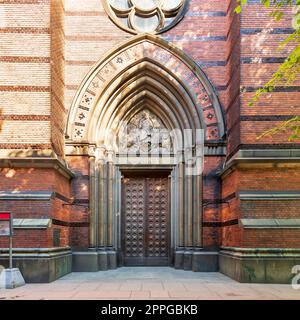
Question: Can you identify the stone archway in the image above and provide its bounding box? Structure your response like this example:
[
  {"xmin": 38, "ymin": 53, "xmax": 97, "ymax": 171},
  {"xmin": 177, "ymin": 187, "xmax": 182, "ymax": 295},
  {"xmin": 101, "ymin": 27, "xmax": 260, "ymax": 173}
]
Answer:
[{"xmin": 66, "ymin": 34, "xmax": 226, "ymax": 271}]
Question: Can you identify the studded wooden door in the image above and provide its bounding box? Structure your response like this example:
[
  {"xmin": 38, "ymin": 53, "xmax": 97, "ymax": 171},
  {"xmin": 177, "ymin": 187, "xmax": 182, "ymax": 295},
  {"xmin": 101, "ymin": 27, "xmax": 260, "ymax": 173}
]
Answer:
[{"xmin": 121, "ymin": 175, "xmax": 170, "ymax": 266}]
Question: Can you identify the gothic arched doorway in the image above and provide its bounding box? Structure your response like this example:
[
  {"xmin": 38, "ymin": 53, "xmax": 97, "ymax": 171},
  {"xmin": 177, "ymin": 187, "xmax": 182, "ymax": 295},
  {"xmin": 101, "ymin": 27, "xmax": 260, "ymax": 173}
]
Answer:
[{"xmin": 65, "ymin": 34, "xmax": 226, "ymax": 271}]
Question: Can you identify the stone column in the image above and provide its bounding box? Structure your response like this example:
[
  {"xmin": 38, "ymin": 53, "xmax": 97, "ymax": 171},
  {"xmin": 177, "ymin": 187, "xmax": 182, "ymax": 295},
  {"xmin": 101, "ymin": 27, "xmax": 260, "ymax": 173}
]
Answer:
[
  {"xmin": 185, "ymin": 146, "xmax": 194, "ymax": 248},
  {"xmin": 193, "ymin": 172, "xmax": 202, "ymax": 247},
  {"xmin": 174, "ymin": 150, "xmax": 185, "ymax": 269},
  {"xmin": 106, "ymin": 150, "xmax": 117, "ymax": 269},
  {"xmin": 106, "ymin": 150, "xmax": 114, "ymax": 247},
  {"xmin": 114, "ymin": 169, "xmax": 122, "ymax": 252},
  {"xmin": 170, "ymin": 170, "xmax": 176, "ymax": 254},
  {"xmin": 191, "ymin": 138, "xmax": 207, "ymax": 272},
  {"xmin": 177, "ymin": 150, "xmax": 184, "ymax": 248},
  {"xmin": 97, "ymin": 147, "xmax": 106, "ymax": 248},
  {"xmin": 88, "ymin": 146, "xmax": 98, "ymax": 249}
]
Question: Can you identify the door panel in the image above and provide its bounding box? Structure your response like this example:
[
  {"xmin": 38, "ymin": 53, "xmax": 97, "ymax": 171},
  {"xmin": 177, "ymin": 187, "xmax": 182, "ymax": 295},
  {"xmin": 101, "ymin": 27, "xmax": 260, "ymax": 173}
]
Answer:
[
  {"xmin": 122, "ymin": 175, "xmax": 170, "ymax": 266},
  {"xmin": 123, "ymin": 177, "xmax": 146, "ymax": 264}
]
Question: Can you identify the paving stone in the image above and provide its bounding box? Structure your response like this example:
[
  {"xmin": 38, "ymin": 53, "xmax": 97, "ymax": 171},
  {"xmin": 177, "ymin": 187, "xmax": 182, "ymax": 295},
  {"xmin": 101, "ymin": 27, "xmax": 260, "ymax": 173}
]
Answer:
[
  {"xmin": 142, "ymin": 282, "xmax": 164, "ymax": 291},
  {"xmin": 168, "ymin": 291, "xmax": 202, "ymax": 299},
  {"xmin": 130, "ymin": 291, "xmax": 150, "ymax": 299},
  {"xmin": 162, "ymin": 281, "xmax": 187, "ymax": 291},
  {"xmin": 73, "ymin": 290, "xmax": 131, "ymax": 299},
  {"xmin": 150, "ymin": 290, "xmax": 170, "ymax": 298},
  {"xmin": 99, "ymin": 283, "xmax": 122, "ymax": 291},
  {"xmin": 1, "ymin": 267, "xmax": 299, "ymax": 300},
  {"xmin": 120, "ymin": 281, "xmax": 142, "ymax": 291}
]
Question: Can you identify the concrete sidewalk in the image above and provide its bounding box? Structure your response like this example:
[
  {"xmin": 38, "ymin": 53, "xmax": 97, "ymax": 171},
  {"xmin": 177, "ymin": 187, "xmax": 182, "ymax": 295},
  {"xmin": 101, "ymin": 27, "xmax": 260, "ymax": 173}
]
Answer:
[{"xmin": 0, "ymin": 267, "xmax": 299, "ymax": 300}]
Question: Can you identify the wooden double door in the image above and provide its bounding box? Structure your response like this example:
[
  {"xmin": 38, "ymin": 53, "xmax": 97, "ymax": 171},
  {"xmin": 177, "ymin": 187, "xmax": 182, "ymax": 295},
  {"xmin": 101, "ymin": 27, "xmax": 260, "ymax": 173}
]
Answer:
[{"xmin": 121, "ymin": 173, "xmax": 170, "ymax": 266}]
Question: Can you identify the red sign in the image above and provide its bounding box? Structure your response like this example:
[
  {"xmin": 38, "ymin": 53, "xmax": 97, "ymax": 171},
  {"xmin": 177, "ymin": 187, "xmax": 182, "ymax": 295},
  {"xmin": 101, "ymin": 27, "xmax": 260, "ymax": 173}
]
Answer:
[
  {"xmin": 0, "ymin": 213, "xmax": 10, "ymax": 220},
  {"xmin": 0, "ymin": 212, "xmax": 12, "ymax": 236}
]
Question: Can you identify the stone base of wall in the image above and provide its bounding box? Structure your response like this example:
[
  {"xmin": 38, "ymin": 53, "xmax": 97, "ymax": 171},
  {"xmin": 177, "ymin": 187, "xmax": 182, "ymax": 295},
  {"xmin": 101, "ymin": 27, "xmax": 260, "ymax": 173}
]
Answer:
[
  {"xmin": 0, "ymin": 247, "xmax": 72, "ymax": 283},
  {"xmin": 3, "ymin": 246, "xmax": 299, "ymax": 284},
  {"xmin": 72, "ymin": 249, "xmax": 219, "ymax": 272},
  {"xmin": 219, "ymin": 247, "xmax": 300, "ymax": 284},
  {"xmin": 72, "ymin": 250, "xmax": 117, "ymax": 272},
  {"xmin": 174, "ymin": 250, "xmax": 219, "ymax": 272}
]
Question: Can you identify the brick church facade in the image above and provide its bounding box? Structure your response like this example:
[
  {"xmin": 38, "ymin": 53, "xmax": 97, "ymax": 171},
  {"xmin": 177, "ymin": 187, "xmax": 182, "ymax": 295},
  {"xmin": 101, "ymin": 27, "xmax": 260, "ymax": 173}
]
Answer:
[{"xmin": 0, "ymin": 0, "xmax": 300, "ymax": 284}]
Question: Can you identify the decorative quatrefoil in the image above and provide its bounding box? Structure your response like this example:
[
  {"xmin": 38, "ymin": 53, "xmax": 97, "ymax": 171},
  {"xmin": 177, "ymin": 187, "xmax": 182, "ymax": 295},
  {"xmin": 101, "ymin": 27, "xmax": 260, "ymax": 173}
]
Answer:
[{"xmin": 102, "ymin": 0, "xmax": 187, "ymax": 34}]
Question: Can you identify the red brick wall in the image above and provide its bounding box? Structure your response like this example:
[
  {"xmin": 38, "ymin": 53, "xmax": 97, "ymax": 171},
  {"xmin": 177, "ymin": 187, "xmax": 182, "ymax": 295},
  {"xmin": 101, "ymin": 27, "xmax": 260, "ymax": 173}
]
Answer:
[
  {"xmin": 50, "ymin": 0, "xmax": 65, "ymax": 157},
  {"xmin": 242, "ymin": 229, "xmax": 300, "ymax": 248},
  {"xmin": 221, "ymin": 168, "xmax": 242, "ymax": 247},
  {"xmin": 66, "ymin": 155, "xmax": 90, "ymax": 249},
  {"xmin": 221, "ymin": 166, "xmax": 300, "ymax": 248},
  {"xmin": 219, "ymin": 1, "xmax": 300, "ymax": 250},
  {"xmin": 225, "ymin": 0, "xmax": 241, "ymax": 156},
  {"xmin": 0, "ymin": 0, "xmax": 52, "ymax": 154},
  {"xmin": 0, "ymin": 166, "xmax": 72, "ymax": 248},
  {"xmin": 0, "ymin": 168, "xmax": 54, "ymax": 191},
  {"xmin": 239, "ymin": 3, "xmax": 300, "ymax": 147},
  {"xmin": 0, "ymin": 229, "xmax": 52, "ymax": 248},
  {"xmin": 241, "ymin": 200, "xmax": 300, "ymax": 219},
  {"xmin": 0, "ymin": 0, "xmax": 66, "ymax": 157},
  {"xmin": 202, "ymin": 156, "xmax": 225, "ymax": 249},
  {"xmin": 1, "ymin": 0, "xmax": 299, "ymax": 254}
]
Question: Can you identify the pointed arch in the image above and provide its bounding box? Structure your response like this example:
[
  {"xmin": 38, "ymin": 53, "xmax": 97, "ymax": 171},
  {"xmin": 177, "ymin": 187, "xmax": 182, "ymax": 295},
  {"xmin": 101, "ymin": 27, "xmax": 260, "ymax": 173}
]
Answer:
[
  {"xmin": 65, "ymin": 34, "xmax": 226, "ymax": 146},
  {"xmin": 64, "ymin": 35, "xmax": 225, "ymax": 262}
]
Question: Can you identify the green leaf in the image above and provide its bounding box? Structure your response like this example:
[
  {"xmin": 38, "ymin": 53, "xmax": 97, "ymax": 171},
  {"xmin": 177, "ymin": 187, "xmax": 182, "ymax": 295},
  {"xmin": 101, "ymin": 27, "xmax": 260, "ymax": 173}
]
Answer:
[
  {"xmin": 235, "ymin": 5, "xmax": 242, "ymax": 14},
  {"xmin": 275, "ymin": 12, "xmax": 283, "ymax": 21}
]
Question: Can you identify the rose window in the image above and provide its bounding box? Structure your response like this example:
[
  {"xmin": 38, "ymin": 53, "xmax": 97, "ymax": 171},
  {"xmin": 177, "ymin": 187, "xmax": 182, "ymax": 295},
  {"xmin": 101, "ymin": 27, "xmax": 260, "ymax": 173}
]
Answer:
[{"xmin": 102, "ymin": 0, "xmax": 186, "ymax": 34}]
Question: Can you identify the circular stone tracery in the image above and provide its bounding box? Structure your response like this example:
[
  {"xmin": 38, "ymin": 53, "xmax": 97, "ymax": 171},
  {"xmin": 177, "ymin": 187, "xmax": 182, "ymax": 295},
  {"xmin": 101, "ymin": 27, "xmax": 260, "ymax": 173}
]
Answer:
[{"xmin": 102, "ymin": 0, "xmax": 186, "ymax": 34}]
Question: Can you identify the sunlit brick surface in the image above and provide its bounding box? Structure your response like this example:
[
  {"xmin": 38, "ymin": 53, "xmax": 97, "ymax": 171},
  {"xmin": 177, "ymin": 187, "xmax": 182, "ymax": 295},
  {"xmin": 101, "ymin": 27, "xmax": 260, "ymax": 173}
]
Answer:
[{"xmin": 0, "ymin": 1, "xmax": 299, "ymax": 283}]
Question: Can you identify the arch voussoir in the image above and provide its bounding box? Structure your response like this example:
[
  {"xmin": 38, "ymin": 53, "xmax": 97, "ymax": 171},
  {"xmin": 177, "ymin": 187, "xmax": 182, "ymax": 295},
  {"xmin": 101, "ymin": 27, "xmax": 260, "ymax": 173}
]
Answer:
[{"xmin": 65, "ymin": 34, "xmax": 225, "ymax": 144}]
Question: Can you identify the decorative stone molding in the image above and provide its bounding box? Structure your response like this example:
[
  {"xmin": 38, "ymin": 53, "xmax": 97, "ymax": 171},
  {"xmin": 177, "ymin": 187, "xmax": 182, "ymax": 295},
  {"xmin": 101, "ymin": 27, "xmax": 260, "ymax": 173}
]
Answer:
[
  {"xmin": 220, "ymin": 246, "xmax": 300, "ymax": 258},
  {"xmin": 119, "ymin": 109, "xmax": 172, "ymax": 154},
  {"xmin": 102, "ymin": 0, "xmax": 187, "ymax": 34},
  {"xmin": 235, "ymin": 149, "xmax": 300, "ymax": 158},
  {"xmin": 65, "ymin": 34, "xmax": 225, "ymax": 145},
  {"xmin": 0, "ymin": 158, "xmax": 74, "ymax": 179},
  {"xmin": 239, "ymin": 191, "xmax": 300, "ymax": 200},
  {"xmin": 0, "ymin": 191, "xmax": 71, "ymax": 204},
  {"xmin": 240, "ymin": 219, "xmax": 300, "ymax": 229},
  {"xmin": 13, "ymin": 219, "xmax": 52, "ymax": 229},
  {"xmin": 204, "ymin": 144, "xmax": 226, "ymax": 156},
  {"xmin": 0, "ymin": 247, "xmax": 71, "ymax": 256},
  {"xmin": 221, "ymin": 149, "xmax": 300, "ymax": 178},
  {"xmin": 65, "ymin": 143, "xmax": 91, "ymax": 156},
  {"xmin": 0, "ymin": 191, "xmax": 53, "ymax": 201}
]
